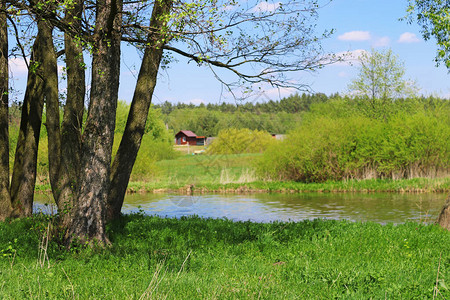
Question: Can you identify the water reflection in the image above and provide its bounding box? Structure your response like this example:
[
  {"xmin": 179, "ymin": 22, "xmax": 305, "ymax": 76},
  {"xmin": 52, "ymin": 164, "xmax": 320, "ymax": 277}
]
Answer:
[{"xmin": 34, "ymin": 192, "xmax": 446, "ymax": 224}]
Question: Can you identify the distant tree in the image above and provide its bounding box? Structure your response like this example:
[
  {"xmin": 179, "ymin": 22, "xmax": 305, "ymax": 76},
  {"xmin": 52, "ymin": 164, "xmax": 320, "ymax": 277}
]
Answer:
[
  {"xmin": 348, "ymin": 49, "xmax": 418, "ymax": 118},
  {"xmin": 406, "ymin": 0, "xmax": 450, "ymax": 230},
  {"xmin": 159, "ymin": 101, "xmax": 174, "ymax": 115}
]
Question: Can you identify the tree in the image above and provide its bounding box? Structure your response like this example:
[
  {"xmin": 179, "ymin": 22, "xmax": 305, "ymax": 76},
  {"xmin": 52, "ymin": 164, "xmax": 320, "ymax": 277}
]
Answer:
[
  {"xmin": 407, "ymin": 0, "xmax": 450, "ymax": 230},
  {"xmin": 0, "ymin": 0, "xmax": 11, "ymax": 220},
  {"xmin": 2, "ymin": 0, "xmax": 337, "ymax": 246},
  {"xmin": 348, "ymin": 48, "xmax": 418, "ymax": 119},
  {"xmin": 9, "ymin": 18, "xmax": 48, "ymax": 217}
]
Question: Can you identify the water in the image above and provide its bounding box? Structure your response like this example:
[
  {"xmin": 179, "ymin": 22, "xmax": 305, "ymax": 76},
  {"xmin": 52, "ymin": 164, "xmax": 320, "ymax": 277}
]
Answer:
[{"xmin": 34, "ymin": 192, "xmax": 447, "ymax": 224}]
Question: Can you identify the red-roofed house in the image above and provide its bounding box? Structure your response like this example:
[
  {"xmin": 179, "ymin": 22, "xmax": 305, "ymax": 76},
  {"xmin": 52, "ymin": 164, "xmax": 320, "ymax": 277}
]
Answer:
[{"xmin": 175, "ymin": 130, "xmax": 206, "ymax": 145}]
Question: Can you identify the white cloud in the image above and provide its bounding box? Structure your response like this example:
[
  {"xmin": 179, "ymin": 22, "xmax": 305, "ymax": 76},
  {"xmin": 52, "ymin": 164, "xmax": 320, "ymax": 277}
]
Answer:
[
  {"xmin": 8, "ymin": 58, "xmax": 66, "ymax": 76},
  {"xmin": 8, "ymin": 57, "xmax": 28, "ymax": 74},
  {"xmin": 338, "ymin": 31, "xmax": 371, "ymax": 41},
  {"xmin": 398, "ymin": 32, "xmax": 421, "ymax": 43},
  {"xmin": 251, "ymin": 2, "xmax": 281, "ymax": 13},
  {"xmin": 373, "ymin": 36, "xmax": 390, "ymax": 47}
]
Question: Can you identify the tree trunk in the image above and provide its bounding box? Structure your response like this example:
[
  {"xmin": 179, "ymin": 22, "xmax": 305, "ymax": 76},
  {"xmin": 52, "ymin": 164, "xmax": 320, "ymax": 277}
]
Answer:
[
  {"xmin": 10, "ymin": 25, "xmax": 46, "ymax": 217},
  {"xmin": 50, "ymin": 0, "xmax": 85, "ymax": 226},
  {"xmin": 0, "ymin": 0, "xmax": 12, "ymax": 220},
  {"xmin": 437, "ymin": 195, "xmax": 450, "ymax": 231},
  {"xmin": 40, "ymin": 21, "xmax": 61, "ymax": 203},
  {"xmin": 65, "ymin": 0, "xmax": 122, "ymax": 246},
  {"xmin": 107, "ymin": 0, "xmax": 173, "ymax": 221}
]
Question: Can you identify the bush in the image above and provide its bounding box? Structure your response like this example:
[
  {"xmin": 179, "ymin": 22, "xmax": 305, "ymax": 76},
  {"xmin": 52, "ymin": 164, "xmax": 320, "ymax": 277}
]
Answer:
[
  {"xmin": 207, "ymin": 128, "xmax": 276, "ymax": 155},
  {"xmin": 257, "ymin": 99, "xmax": 450, "ymax": 182},
  {"xmin": 112, "ymin": 132, "xmax": 178, "ymax": 182}
]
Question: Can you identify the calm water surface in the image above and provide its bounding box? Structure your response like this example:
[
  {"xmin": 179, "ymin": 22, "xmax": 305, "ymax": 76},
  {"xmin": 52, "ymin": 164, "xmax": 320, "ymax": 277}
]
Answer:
[{"xmin": 34, "ymin": 192, "xmax": 446, "ymax": 224}]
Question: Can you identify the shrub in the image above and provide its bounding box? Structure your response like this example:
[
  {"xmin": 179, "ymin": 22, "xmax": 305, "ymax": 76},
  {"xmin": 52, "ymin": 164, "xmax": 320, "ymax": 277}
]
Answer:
[
  {"xmin": 257, "ymin": 100, "xmax": 450, "ymax": 182},
  {"xmin": 207, "ymin": 128, "xmax": 276, "ymax": 155}
]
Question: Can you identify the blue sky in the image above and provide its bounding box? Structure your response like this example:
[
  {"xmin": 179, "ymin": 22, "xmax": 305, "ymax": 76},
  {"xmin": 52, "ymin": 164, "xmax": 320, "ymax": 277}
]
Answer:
[
  {"xmin": 8, "ymin": 0, "xmax": 450, "ymax": 105},
  {"xmin": 147, "ymin": 0, "xmax": 450, "ymax": 105}
]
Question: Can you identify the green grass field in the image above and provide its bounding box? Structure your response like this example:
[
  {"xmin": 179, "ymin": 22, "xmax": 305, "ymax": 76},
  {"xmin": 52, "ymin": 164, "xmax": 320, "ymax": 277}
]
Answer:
[
  {"xmin": 0, "ymin": 215, "xmax": 449, "ymax": 298},
  {"xmin": 152, "ymin": 153, "xmax": 261, "ymax": 186}
]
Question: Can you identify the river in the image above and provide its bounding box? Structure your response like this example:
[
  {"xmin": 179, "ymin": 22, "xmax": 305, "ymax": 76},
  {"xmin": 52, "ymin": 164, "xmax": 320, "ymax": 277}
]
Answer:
[{"xmin": 34, "ymin": 192, "xmax": 447, "ymax": 224}]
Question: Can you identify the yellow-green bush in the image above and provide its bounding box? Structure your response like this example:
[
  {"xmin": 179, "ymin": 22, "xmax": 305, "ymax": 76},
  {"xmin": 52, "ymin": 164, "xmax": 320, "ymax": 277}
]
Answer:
[
  {"xmin": 258, "ymin": 100, "xmax": 450, "ymax": 182},
  {"xmin": 207, "ymin": 128, "xmax": 275, "ymax": 155}
]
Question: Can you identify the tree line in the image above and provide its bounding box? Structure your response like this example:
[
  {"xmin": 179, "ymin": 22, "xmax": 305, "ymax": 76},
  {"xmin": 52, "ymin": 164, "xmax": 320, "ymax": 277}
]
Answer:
[
  {"xmin": 156, "ymin": 93, "xmax": 449, "ymax": 137},
  {"xmin": 154, "ymin": 93, "xmax": 332, "ymax": 114}
]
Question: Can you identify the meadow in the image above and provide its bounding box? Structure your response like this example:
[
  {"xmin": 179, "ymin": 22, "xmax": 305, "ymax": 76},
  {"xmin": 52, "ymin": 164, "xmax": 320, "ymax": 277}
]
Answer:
[{"xmin": 0, "ymin": 214, "xmax": 449, "ymax": 298}]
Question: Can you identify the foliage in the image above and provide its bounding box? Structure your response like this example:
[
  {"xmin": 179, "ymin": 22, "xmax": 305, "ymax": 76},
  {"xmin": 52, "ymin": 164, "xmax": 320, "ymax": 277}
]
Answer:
[
  {"xmin": 163, "ymin": 107, "xmax": 300, "ymax": 136},
  {"xmin": 155, "ymin": 93, "xmax": 330, "ymax": 114},
  {"xmin": 406, "ymin": 0, "xmax": 450, "ymax": 67},
  {"xmin": 348, "ymin": 49, "xmax": 418, "ymax": 119},
  {"xmin": 115, "ymin": 101, "xmax": 170, "ymax": 138},
  {"xmin": 112, "ymin": 102, "xmax": 178, "ymax": 181},
  {"xmin": 8, "ymin": 101, "xmax": 179, "ymax": 183},
  {"xmin": 207, "ymin": 128, "xmax": 276, "ymax": 155},
  {"xmin": 258, "ymin": 98, "xmax": 450, "ymax": 182},
  {"xmin": 0, "ymin": 215, "xmax": 449, "ymax": 298},
  {"xmin": 156, "ymin": 93, "xmax": 332, "ymax": 136}
]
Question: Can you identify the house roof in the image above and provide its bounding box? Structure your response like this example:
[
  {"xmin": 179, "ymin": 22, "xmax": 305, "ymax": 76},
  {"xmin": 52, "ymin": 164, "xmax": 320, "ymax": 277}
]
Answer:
[{"xmin": 176, "ymin": 130, "xmax": 197, "ymax": 137}]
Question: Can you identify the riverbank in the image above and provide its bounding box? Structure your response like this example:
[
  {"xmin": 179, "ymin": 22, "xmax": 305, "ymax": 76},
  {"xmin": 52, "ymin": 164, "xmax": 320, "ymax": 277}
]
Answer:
[
  {"xmin": 35, "ymin": 177, "xmax": 450, "ymax": 194},
  {"xmin": 126, "ymin": 177, "xmax": 450, "ymax": 194},
  {"xmin": 1, "ymin": 215, "xmax": 448, "ymax": 298}
]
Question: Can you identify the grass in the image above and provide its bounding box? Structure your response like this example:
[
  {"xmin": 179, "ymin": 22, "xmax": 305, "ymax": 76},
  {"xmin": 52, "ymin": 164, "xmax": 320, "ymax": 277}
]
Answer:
[
  {"xmin": 173, "ymin": 145, "xmax": 207, "ymax": 155},
  {"xmin": 0, "ymin": 214, "xmax": 449, "ymax": 298},
  {"xmin": 152, "ymin": 153, "xmax": 261, "ymax": 186}
]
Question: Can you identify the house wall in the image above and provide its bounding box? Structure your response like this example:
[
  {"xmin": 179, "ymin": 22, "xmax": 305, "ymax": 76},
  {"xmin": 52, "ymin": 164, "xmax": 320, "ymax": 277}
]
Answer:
[
  {"xmin": 175, "ymin": 133, "xmax": 188, "ymax": 145},
  {"xmin": 186, "ymin": 137, "xmax": 197, "ymax": 145}
]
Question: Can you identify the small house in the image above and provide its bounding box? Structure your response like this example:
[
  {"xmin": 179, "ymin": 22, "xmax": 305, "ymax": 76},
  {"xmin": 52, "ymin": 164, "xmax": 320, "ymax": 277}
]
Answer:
[
  {"xmin": 175, "ymin": 130, "xmax": 206, "ymax": 146},
  {"xmin": 271, "ymin": 134, "xmax": 286, "ymax": 141}
]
